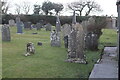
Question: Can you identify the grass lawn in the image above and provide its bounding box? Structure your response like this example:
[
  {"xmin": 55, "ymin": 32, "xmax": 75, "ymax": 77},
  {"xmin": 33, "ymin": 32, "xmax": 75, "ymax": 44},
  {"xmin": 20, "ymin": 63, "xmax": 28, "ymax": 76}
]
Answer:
[{"xmin": 2, "ymin": 27, "xmax": 117, "ymax": 78}]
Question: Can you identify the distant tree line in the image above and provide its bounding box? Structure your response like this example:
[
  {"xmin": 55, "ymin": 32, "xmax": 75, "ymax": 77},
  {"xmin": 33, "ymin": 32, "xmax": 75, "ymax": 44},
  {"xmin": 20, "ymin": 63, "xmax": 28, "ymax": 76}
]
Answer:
[{"xmin": 0, "ymin": 0, "xmax": 102, "ymax": 16}]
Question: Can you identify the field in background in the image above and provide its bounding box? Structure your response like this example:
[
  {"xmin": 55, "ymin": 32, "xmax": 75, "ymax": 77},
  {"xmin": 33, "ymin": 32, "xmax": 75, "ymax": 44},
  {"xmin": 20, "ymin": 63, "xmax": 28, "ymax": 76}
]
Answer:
[{"xmin": 2, "ymin": 27, "xmax": 117, "ymax": 78}]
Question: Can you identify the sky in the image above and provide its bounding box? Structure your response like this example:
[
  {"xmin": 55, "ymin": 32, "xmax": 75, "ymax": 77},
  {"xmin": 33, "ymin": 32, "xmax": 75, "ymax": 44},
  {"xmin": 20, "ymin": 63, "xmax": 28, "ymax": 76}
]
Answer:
[{"xmin": 5, "ymin": 0, "xmax": 118, "ymax": 17}]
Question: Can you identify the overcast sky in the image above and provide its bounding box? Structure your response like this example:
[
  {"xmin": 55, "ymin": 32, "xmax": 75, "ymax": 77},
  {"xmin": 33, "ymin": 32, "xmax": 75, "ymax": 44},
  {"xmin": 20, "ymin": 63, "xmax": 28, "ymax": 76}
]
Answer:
[{"xmin": 6, "ymin": 0, "xmax": 118, "ymax": 16}]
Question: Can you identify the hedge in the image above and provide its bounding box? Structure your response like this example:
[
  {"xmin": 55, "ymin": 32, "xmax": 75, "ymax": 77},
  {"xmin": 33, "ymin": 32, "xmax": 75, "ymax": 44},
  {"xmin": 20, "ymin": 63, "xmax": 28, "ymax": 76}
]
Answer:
[{"xmin": 2, "ymin": 14, "xmax": 89, "ymax": 25}]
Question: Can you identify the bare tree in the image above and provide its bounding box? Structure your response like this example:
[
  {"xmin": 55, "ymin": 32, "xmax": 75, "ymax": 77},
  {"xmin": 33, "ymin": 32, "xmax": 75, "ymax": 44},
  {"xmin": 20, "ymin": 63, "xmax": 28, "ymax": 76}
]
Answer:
[
  {"xmin": 1, "ymin": 0, "xmax": 10, "ymax": 14},
  {"xmin": 67, "ymin": 0, "xmax": 102, "ymax": 16},
  {"xmin": 68, "ymin": 0, "xmax": 87, "ymax": 16},
  {"xmin": 85, "ymin": 1, "xmax": 102, "ymax": 16},
  {"xmin": 22, "ymin": 1, "xmax": 31, "ymax": 15},
  {"xmin": 15, "ymin": 3, "xmax": 21, "ymax": 15}
]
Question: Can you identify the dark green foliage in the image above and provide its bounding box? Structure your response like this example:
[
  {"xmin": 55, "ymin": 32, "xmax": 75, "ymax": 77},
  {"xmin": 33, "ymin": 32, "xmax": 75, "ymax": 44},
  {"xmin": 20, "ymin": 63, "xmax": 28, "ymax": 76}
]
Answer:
[
  {"xmin": 53, "ymin": 3, "xmax": 64, "ymax": 15},
  {"xmin": 33, "ymin": 5, "xmax": 41, "ymax": 15},
  {"xmin": 42, "ymin": 1, "xmax": 54, "ymax": 15}
]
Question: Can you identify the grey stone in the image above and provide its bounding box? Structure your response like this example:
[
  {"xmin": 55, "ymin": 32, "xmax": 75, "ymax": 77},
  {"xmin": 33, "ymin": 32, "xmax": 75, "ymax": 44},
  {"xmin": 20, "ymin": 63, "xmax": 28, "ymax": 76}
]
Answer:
[
  {"xmin": 16, "ymin": 17, "xmax": 21, "ymax": 23},
  {"xmin": 72, "ymin": 11, "xmax": 76, "ymax": 24},
  {"xmin": 56, "ymin": 15, "xmax": 61, "ymax": 32},
  {"xmin": 36, "ymin": 23, "xmax": 42, "ymax": 30},
  {"xmin": 67, "ymin": 23, "xmax": 86, "ymax": 63},
  {"xmin": 50, "ymin": 30, "xmax": 61, "ymax": 47},
  {"xmin": 45, "ymin": 23, "xmax": 52, "ymax": 31},
  {"xmin": 16, "ymin": 21, "xmax": 23, "ymax": 33},
  {"xmin": 62, "ymin": 24, "xmax": 71, "ymax": 37},
  {"xmin": 2, "ymin": 24, "xmax": 11, "ymax": 41},
  {"xmin": 24, "ymin": 22, "xmax": 32, "ymax": 30},
  {"xmin": 9, "ymin": 19, "xmax": 15, "ymax": 26}
]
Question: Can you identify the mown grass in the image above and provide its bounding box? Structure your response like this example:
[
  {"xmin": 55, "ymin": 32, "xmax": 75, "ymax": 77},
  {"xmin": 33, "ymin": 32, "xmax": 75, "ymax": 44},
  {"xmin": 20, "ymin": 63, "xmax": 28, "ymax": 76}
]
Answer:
[{"xmin": 2, "ymin": 27, "xmax": 117, "ymax": 78}]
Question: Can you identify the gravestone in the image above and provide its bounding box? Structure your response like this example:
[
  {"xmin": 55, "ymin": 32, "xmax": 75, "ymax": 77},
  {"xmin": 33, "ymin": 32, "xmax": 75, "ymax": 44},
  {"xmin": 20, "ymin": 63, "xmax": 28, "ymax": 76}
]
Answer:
[
  {"xmin": 62, "ymin": 24, "xmax": 71, "ymax": 48},
  {"xmin": 50, "ymin": 30, "xmax": 61, "ymax": 47},
  {"xmin": 66, "ymin": 23, "xmax": 86, "ymax": 64},
  {"xmin": 82, "ymin": 17, "xmax": 99, "ymax": 50},
  {"xmin": 45, "ymin": 23, "xmax": 52, "ymax": 31},
  {"xmin": 9, "ymin": 19, "xmax": 15, "ymax": 26},
  {"xmin": 16, "ymin": 21, "xmax": 24, "ymax": 33},
  {"xmin": 56, "ymin": 15, "xmax": 61, "ymax": 32},
  {"xmin": 24, "ymin": 22, "xmax": 32, "ymax": 30},
  {"xmin": 2, "ymin": 24, "xmax": 11, "ymax": 41},
  {"xmin": 36, "ymin": 23, "xmax": 42, "ymax": 30},
  {"xmin": 62, "ymin": 24, "xmax": 71, "ymax": 37},
  {"xmin": 72, "ymin": 11, "xmax": 76, "ymax": 24},
  {"xmin": 16, "ymin": 17, "xmax": 20, "ymax": 23}
]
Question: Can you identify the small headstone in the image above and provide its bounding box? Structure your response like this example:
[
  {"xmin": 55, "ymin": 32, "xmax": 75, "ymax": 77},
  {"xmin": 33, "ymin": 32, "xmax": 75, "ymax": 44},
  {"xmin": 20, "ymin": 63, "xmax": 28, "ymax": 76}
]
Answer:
[
  {"xmin": 36, "ymin": 23, "xmax": 42, "ymax": 30},
  {"xmin": 2, "ymin": 24, "xmax": 11, "ymax": 41},
  {"xmin": 9, "ymin": 19, "xmax": 15, "ymax": 27},
  {"xmin": 32, "ymin": 32, "xmax": 38, "ymax": 34},
  {"xmin": 45, "ymin": 23, "xmax": 52, "ymax": 31},
  {"xmin": 37, "ymin": 42, "xmax": 42, "ymax": 46},
  {"xmin": 50, "ymin": 30, "xmax": 61, "ymax": 47},
  {"xmin": 24, "ymin": 22, "xmax": 32, "ymax": 30}
]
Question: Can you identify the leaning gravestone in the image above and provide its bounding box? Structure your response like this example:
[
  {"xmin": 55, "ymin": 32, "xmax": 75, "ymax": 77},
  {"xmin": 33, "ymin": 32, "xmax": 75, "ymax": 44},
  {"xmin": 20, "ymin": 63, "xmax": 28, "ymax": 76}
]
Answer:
[
  {"xmin": 56, "ymin": 15, "xmax": 61, "ymax": 32},
  {"xmin": 2, "ymin": 24, "xmax": 11, "ymax": 41},
  {"xmin": 50, "ymin": 30, "xmax": 61, "ymax": 47},
  {"xmin": 45, "ymin": 23, "xmax": 52, "ymax": 31},
  {"xmin": 36, "ymin": 22, "xmax": 42, "ymax": 30},
  {"xmin": 9, "ymin": 19, "xmax": 15, "ymax": 27},
  {"xmin": 24, "ymin": 22, "xmax": 32, "ymax": 30},
  {"xmin": 66, "ymin": 23, "xmax": 86, "ymax": 64}
]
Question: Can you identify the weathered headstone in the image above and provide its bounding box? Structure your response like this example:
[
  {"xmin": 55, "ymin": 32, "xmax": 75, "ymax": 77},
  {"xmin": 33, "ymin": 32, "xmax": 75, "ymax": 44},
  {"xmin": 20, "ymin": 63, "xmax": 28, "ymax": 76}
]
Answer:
[
  {"xmin": 45, "ymin": 23, "xmax": 52, "ymax": 31},
  {"xmin": 50, "ymin": 30, "xmax": 61, "ymax": 47},
  {"xmin": 36, "ymin": 22, "xmax": 42, "ymax": 30},
  {"xmin": 66, "ymin": 23, "xmax": 86, "ymax": 63},
  {"xmin": 62, "ymin": 24, "xmax": 71, "ymax": 48},
  {"xmin": 24, "ymin": 22, "xmax": 32, "ymax": 30},
  {"xmin": 62, "ymin": 24, "xmax": 71, "ymax": 37},
  {"xmin": 9, "ymin": 19, "xmax": 15, "ymax": 26},
  {"xmin": 56, "ymin": 15, "xmax": 61, "ymax": 32},
  {"xmin": 2, "ymin": 24, "xmax": 11, "ymax": 41}
]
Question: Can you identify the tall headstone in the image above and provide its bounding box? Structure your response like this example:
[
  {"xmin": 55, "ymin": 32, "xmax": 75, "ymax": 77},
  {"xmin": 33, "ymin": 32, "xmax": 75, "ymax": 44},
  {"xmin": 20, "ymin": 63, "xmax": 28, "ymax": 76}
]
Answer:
[
  {"xmin": 9, "ymin": 19, "xmax": 15, "ymax": 27},
  {"xmin": 72, "ymin": 11, "xmax": 76, "ymax": 24},
  {"xmin": 36, "ymin": 22, "xmax": 42, "ymax": 30},
  {"xmin": 16, "ymin": 21, "xmax": 24, "ymax": 33},
  {"xmin": 2, "ymin": 24, "xmax": 11, "ymax": 41},
  {"xmin": 82, "ymin": 17, "xmax": 99, "ymax": 50},
  {"xmin": 16, "ymin": 17, "xmax": 23, "ymax": 33},
  {"xmin": 56, "ymin": 15, "xmax": 61, "ymax": 32},
  {"xmin": 66, "ymin": 23, "xmax": 86, "ymax": 63},
  {"xmin": 24, "ymin": 22, "xmax": 32, "ymax": 30},
  {"xmin": 50, "ymin": 30, "xmax": 61, "ymax": 47},
  {"xmin": 62, "ymin": 24, "xmax": 71, "ymax": 48},
  {"xmin": 45, "ymin": 23, "xmax": 52, "ymax": 31}
]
